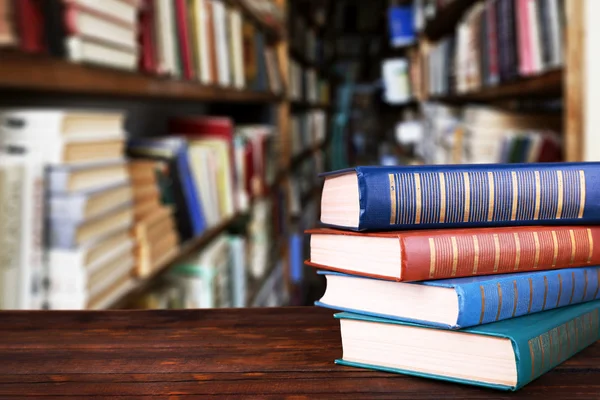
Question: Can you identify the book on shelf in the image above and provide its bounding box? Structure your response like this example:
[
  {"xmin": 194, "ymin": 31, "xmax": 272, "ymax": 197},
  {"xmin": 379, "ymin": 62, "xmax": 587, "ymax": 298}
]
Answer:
[
  {"xmin": 382, "ymin": 58, "xmax": 412, "ymax": 104},
  {"xmin": 320, "ymin": 163, "xmax": 596, "ymax": 231},
  {"xmin": 170, "ymin": 117, "xmax": 238, "ymax": 221},
  {"xmin": 0, "ymin": 0, "xmax": 17, "ymax": 47},
  {"xmin": 128, "ymin": 137, "xmax": 206, "ymax": 240},
  {"xmin": 422, "ymin": 0, "xmax": 565, "ymax": 97},
  {"xmin": 335, "ymin": 300, "xmax": 600, "ymax": 390},
  {"xmin": 0, "ymin": 108, "xmax": 137, "ymax": 310},
  {"xmin": 171, "ymin": 234, "xmax": 233, "ymax": 308},
  {"xmin": 388, "ymin": 5, "xmax": 416, "ymax": 48},
  {"xmin": 317, "ymin": 266, "xmax": 600, "ymax": 329},
  {"xmin": 418, "ymin": 104, "xmax": 562, "ymax": 164}
]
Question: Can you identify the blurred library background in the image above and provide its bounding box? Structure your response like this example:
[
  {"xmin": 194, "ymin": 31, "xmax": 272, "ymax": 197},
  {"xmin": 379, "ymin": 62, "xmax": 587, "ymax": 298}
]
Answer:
[{"xmin": 0, "ymin": 0, "xmax": 585, "ymax": 310}]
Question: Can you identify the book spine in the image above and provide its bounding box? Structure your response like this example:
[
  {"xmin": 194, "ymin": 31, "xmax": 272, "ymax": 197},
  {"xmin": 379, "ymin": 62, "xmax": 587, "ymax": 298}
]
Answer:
[
  {"xmin": 454, "ymin": 267, "xmax": 600, "ymax": 328},
  {"xmin": 357, "ymin": 164, "xmax": 600, "ymax": 230},
  {"xmin": 174, "ymin": 0, "xmax": 195, "ymax": 80},
  {"xmin": 176, "ymin": 149, "xmax": 206, "ymax": 236},
  {"xmin": 514, "ymin": 304, "xmax": 600, "ymax": 388},
  {"xmin": 487, "ymin": 0, "xmax": 499, "ymax": 85},
  {"xmin": 400, "ymin": 226, "xmax": 600, "ymax": 281}
]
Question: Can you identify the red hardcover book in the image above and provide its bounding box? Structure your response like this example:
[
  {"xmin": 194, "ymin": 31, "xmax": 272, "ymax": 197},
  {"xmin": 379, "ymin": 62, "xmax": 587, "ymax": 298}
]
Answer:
[
  {"xmin": 138, "ymin": 0, "xmax": 158, "ymax": 73},
  {"xmin": 306, "ymin": 226, "xmax": 600, "ymax": 282},
  {"xmin": 14, "ymin": 0, "xmax": 45, "ymax": 53},
  {"xmin": 516, "ymin": 0, "xmax": 532, "ymax": 75},
  {"xmin": 174, "ymin": 0, "xmax": 195, "ymax": 80}
]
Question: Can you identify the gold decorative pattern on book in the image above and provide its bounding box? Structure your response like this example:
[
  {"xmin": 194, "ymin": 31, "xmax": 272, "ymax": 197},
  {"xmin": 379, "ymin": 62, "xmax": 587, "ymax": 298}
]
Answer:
[
  {"xmin": 387, "ymin": 170, "xmax": 586, "ymax": 226},
  {"xmin": 495, "ymin": 283, "xmax": 503, "ymax": 321},
  {"xmin": 527, "ymin": 309, "xmax": 599, "ymax": 380},
  {"xmin": 587, "ymin": 228, "xmax": 594, "ymax": 262},
  {"xmin": 512, "ymin": 280, "xmax": 518, "ymax": 317},
  {"xmin": 479, "ymin": 285, "xmax": 486, "ymax": 325},
  {"xmin": 425, "ymin": 228, "xmax": 595, "ymax": 279},
  {"xmin": 556, "ymin": 274, "xmax": 563, "ymax": 307},
  {"xmin": 569, "ymin": 272, "xmax": 576, "ymax": 304},
  {"xmin": 542, "ymin": 276, "xmax": 548, "ymax": 310}
]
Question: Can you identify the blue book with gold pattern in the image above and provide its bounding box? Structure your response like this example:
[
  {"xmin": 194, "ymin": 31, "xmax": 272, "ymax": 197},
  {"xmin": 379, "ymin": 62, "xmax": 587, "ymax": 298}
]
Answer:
[
  {"xmin": 320, "ymin": 163, "xmax": 600, "ymax": 231},
  {"xmin": 316, "ymin": 267, "xmax": 600, "ymax": 329},
  {"xmin": 335, "ymin": 300, "xmax": 600, "ymax": 390}
]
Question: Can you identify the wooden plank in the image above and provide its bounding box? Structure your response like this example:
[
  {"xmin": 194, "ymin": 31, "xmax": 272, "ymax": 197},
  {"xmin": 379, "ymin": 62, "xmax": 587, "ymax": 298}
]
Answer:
[
  {"xmin": 0, "ymin": 53, "xmax": 282, "ymax": 103},
  {"xmin": 0, "ymin": 308, "xmax": 598, "ymax": 397},
  {"xmin": 428, "ymin": 70, "xmax": 563, "ymax": 103},
  {"xmin": 565, "ymin": 0, "xmax": 585, "ymax": 162}
]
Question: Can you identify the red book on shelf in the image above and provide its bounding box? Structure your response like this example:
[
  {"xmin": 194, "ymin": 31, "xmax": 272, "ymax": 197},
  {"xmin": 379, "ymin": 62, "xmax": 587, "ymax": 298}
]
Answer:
[
  {"xmin": 306, "ymin": 226, "xmax": 600, "ymax": 282},
  {"xmin": 138, "ymin": 0, "xmax": 158, "ymax": 73},
  {"xmin": 516, "ymin": 0, "xmax": 533, "ymax": 75},
  {"xmin": 14, "ymin": 0, "xmax": 45, "ymax": 53},
  {"xmin": 174, "ymin": 0, "xmax": 195, "ymax": 80}
]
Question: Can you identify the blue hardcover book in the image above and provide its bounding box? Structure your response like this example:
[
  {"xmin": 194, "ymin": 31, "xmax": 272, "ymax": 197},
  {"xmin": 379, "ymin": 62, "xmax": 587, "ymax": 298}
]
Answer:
[
  {"xmin": 128, "ymin": 138, "xmax": 206, "ymax": 237},
  {"xmin": 335, "ymin": 300, "xmax": 600, "ymax": 390},
  {"xmin": 320, "ymin": 163, "xmax": 600, "ymax": 231},
  {"xmin": 316, "ymin": 267, "xmax": 600, "ymax": 329}
]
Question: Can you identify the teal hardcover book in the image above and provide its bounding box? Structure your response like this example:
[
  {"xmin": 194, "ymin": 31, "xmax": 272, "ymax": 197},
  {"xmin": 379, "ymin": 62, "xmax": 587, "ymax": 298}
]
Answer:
[{"xmin": 335, "ymin": 300, "xmax": 600, "ymax": 390}]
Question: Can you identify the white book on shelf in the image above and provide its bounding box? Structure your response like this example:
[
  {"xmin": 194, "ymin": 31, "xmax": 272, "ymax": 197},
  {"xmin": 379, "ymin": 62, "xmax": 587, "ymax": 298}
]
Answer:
[
  {"xmin": 67, "ymin": 9, "xmax": 138, "ymax": 50},
  {"xmin": 228, "ymin": 235, "xmax": 246, "ymax": 308},
  {"xmin": 187, "ymin": 145, "xmax": 221, "ymax": 227},
  {"xmin": 47, "ymin": 161, "xmax": 130, "ymax": 194},
  {"xmin": 67, "ymin": 37, "xmax": 138, "ymax": 71},
  {"xmin": 231, "ymin": 7, "xmax": 245, "ymax": 89},
  {"xmin": 48, "ymin": 230, "xmax": 134, "ymax": 277},
  {"xmin": 0, "ymin": 156, "xmax": 25, "ymax": 310},
  {"xmin": 48, "ymin": 239, "xmax": 134, "ymax": 295},
  {"xmin": 213, "ymin": 0, "xmax": 231, "ymax": 87},
  {"xmin": 528, "ymin": 0, "xmax": 543, "ymax": 73},
  {"xmin": 48, "ymin": 182, "xmax": 133, "ymax": 222},
  {"xmin": 0, "ymin": 153, "xmax": 45, "ymax": 310},
  {"xmin": 0, "ymin": 109, "xmax": 125, "ymax": 141},
  {"xmin": 47, "ymin": 203, "xmax": 133, "ymax": 249},
  {"xmin": 154, "ymin": 0, "xmax": 179, "ymax": 76},
  {"xmin": 193, "ymin": 0, "xmax": 213, "ymax": 84},
  {"xmin": 547, "ymin": 0, "xmax": 563, "ymax": 67},
  {"xmin": 86, "ymin": 255, "xmax": 135, "ymax": 300},
  {"xmin": 65, "ymin": 0, "xmax": 140, "ymax": 26}
]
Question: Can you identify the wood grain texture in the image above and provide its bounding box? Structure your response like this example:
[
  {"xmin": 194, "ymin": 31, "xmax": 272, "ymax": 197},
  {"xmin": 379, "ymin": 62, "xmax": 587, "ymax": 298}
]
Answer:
[
  {"xmin": 0, "ymin": 307, "xmax": 598, "ymax": 398},
  {"xmin": 0, "ymin": 53, "xmax": 282, "ymax": 103},
  {"xmin": 565, "ymin": 0, "xmax": 584, "ymax": 162}
]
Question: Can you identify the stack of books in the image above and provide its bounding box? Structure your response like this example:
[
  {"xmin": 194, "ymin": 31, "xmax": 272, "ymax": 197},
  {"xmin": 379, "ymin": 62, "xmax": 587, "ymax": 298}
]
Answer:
[
  {"xmin": 309, "ymin": 163, "xmax": 600, "ymax": 390},
  {"xmin": 129, "ymin": 160, "xmax": 180, "ymax": 278},
  {"xmin": 0, "ymin": 109, "xmax": 135, "ymax": 310}
]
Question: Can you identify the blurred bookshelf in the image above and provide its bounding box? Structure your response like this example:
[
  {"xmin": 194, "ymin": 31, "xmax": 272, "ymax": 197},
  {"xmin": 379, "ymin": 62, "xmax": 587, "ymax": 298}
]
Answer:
[{"xmin": 0, "ymin": 0, "xmax": 331, "ymax": 311}]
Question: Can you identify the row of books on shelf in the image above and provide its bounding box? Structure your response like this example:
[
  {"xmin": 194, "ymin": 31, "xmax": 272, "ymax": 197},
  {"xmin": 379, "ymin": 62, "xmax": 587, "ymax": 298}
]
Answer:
[
  {"xmin": 289, "ymin": 60, "xmax": 330, "ymax": 104},
  {"xmin": 288, "ymin": 4, "xmax": 330, "ymax": 66},
  {"xmin": 0, "ymin": 109, "xmax": 281, "ymax": 309},
  {"xmin": 0, "ymin": 0, "xmax": 284, "ymax": 93},
  {"xmin": 425, "ymin": 0, "xmax": 565, "ymax": 96},
  {"xmin": 416, "ymin": 104, "xmax": 562, "ymax": 164},
  {"xmin": 129, "ymin": 221, "xmax": 288, "ymax": 309},
  {"xmin": 312, "ymin": 163, "xmax": 600, "ymax": 390},
  {"xmin": 290, "ymin": 110, "xmax": 327, "ymax": 158}
]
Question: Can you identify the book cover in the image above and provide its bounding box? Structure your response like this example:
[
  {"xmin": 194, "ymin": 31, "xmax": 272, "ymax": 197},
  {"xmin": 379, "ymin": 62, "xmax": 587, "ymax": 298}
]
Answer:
[
  {"xmin": 307, "ymin": 225, "xmax": 600, "ymax": 281},
  {"xmin": 335, "ymin": 299, "xmax": 600, "ymax": 390},
  {"xmin": 174, "ymin": 0, "xmax": 195, "ymax": 80},
  {"xmin": 322, "ymin": 163, "xmax": 600, "ymax": 231},
  {"xmin": 14, "ymin": 0, "xmax": 46, "ymax": 53},
  {"xmin": 318, "ymin": 266, "xmax": 600, "ymax": 329}
]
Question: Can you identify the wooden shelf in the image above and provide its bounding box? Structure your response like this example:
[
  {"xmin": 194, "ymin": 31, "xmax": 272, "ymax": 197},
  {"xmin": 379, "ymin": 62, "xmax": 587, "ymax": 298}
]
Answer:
[
  {"xmin": 422, "ymin": 0, "xmax": 478, "ymax": 40},
  {"xmin": 107, "ymin": 214, "xmax": 243, "ymax": 309},
  {"xmin": 0, "ymin": 53, "xmax": 282, "ymax": 103},
  {"xmin": 428, "ymin": 70, "xmax": 563, "ymax": 103}
]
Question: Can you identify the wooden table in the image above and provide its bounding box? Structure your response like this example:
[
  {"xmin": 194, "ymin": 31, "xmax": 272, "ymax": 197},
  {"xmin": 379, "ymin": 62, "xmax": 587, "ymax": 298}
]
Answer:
[{"xmin": 1, "ymin": 307, "xmax": 599, "ymax": 398}]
